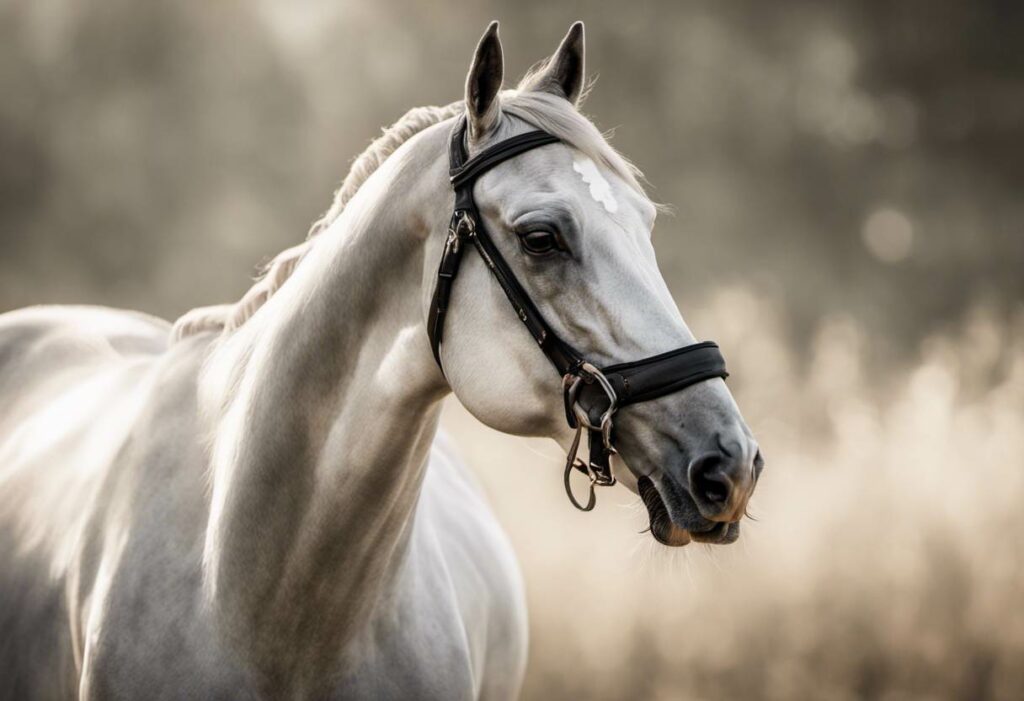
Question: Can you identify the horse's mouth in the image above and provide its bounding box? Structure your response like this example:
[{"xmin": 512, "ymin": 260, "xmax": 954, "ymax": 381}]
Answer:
[
  {"xmin": 638, "ymin": 476, "xmax": 691, "ymax": 546},
  {"xmin": 638, "ymin": 476, "xmax": 741, "ymax": 547}
]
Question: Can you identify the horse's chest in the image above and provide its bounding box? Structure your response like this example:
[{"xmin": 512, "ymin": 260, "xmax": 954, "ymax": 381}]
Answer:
[
  {"xmin": 331, "ymin": 562, "xmax": 479, "ymax": 700},
  {"xmin": 333, "ymin": 627, "xmax": 476, "ymax": 700}
]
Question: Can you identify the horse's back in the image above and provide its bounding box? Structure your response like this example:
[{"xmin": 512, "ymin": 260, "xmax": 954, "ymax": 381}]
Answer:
[
  {"xmin": 0, "ymin": 305, "xmax": 168, "ymax": 414},
  {"xmin": 0, "ymin": 304, "xmax": 172, "ymax": 484},
  {"xmin": 0, "ymin": 305, "xmax": 172, "ymax": 700}
]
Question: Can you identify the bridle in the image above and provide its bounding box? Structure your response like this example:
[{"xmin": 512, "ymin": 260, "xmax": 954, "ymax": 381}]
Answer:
[{"xmin": 428, "ymin": 117, "xmax": 729, "ymax": 511}]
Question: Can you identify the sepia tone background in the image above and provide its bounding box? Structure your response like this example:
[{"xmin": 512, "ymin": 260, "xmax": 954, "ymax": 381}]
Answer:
[{"xmin": 2, "ymin": 1, "xmax": 1023, "ymax": 698}]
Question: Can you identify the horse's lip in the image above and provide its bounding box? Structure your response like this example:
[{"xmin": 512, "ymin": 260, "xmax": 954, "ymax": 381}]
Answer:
[
  {"xmin": 690, "ymin": 521, "xmax": 733, "ymax": 543},
  {"xmin": 637, "ymin": 474, "xmax": 742, "ymax": 546},
  {"xmin": 638, "ymin": 476, "xmax": 691, "ymax": 547}
]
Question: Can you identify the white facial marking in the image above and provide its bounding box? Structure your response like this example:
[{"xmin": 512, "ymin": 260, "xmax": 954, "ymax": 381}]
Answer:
[{"xmin": 573, "ymin": 157, "xmax": 618, "ymax": 213}]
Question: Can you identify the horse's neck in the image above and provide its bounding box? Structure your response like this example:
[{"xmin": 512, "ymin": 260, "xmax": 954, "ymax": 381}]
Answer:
[{"xmin": 201, "ymin": 129, "xmax": 448, "ymax": 692}]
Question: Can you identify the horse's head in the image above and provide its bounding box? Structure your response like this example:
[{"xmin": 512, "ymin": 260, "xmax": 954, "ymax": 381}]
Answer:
[{"xmin": 430, "ymin": 22, "xmax": 762, "ymax": 546}]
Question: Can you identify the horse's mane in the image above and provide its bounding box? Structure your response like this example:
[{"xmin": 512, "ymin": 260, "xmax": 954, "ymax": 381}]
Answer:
[
  {"xmin": 172, "ymin": 82, "xmax": 646, "ymax": 341},
  {"xmin": 171, "ymin": 102, "xmax": 462, "ymax": 340}
]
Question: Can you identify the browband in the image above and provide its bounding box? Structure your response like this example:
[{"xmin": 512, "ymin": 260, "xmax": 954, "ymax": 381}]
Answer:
[
  {"xmin": 450, "ymin": 130, "xmax": 561, "ymax": 187},
  {"xmin": 428, "ymin": 117, "xmax": 729, "ymax": 511}
]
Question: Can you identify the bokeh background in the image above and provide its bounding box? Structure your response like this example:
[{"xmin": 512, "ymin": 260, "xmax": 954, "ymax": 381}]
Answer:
[{"xmin": 2, "ymin": 1, "xmax": 1023, "ymax": 698}]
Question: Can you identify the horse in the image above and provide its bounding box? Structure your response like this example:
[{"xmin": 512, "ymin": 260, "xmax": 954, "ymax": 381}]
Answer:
[{"xmin": 0, "ymin": 21, "xmax": 761, "ymax": 700}]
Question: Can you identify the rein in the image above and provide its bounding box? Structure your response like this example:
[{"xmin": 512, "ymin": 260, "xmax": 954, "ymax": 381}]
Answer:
[{"xmin": 428, "ymin": 118, "xmax": 729, "ymax": 511}]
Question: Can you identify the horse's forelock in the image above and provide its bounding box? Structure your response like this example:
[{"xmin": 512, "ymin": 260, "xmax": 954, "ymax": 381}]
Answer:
[{"xmin": 502, "ymin": 87, "xmax": 649, "ymax": 200}]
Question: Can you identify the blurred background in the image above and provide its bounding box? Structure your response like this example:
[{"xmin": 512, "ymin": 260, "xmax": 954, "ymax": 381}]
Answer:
[{"xmin": 2, "ymin": 0, "xmax": 1023, "ymax": 698}]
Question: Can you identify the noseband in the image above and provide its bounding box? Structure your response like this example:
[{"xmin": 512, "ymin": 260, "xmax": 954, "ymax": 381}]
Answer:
[{"xmin": 428, "ymin": 118, "xmax": 729, "ymax": 511}]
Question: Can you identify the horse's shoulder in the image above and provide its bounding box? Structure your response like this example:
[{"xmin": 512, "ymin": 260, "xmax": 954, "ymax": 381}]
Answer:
[
  {"xmin": 416, "ymin": 432, "xmax": 528, "ymax": 698},
  {"xmin": 421, "ymin": 432, "xmax": 516, "ymax": 565}
]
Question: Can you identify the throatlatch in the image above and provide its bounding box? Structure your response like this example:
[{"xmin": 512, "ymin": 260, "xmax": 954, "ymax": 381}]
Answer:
[{"xmin": 428, "ymin": 117, "xmax": 729, "ymax": 511}]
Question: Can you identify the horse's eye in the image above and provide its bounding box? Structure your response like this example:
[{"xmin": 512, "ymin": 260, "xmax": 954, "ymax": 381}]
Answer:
[{"xmin": 518, "ymin": 230, "xmax": 559, "ymax": 256}]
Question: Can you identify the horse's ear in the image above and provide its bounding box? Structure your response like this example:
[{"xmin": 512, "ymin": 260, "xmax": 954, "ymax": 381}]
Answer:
[
  {"xmin": 522, "ymin": 22, "xmax": 586, "ymax": 106},
  {"xmin": 465, "ymin": 21, "xmax": 504, "ymax": 140}
]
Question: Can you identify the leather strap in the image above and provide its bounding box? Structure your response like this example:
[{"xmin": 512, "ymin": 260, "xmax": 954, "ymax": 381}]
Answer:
[
  {"xmin": 450, "ymin": 131, "xmax": 561, "ymax": 187},
  {"xmin": 575, "ymin": 342, "xmax": 728, "ymax": 423}
]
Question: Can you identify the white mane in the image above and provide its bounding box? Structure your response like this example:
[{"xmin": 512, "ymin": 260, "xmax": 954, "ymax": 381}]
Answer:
[{"xmin": 172, "ymin": 85, "xmax": 647, "ymax": 341}]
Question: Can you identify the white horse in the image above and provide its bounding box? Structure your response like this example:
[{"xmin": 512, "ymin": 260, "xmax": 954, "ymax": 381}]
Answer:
[{"xmin": 0, "ymin": 22, "xmax": 760, "ymax": 700}]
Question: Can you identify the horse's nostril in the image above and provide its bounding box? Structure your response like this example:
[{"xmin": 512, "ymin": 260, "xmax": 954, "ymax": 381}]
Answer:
[
  {"xmin": 701, "ymin": 475, "xmax": 730, "ymax": 504},
  {"xmin": 689, "ymin": 454, "xmax": 732, "ymax": 505}
]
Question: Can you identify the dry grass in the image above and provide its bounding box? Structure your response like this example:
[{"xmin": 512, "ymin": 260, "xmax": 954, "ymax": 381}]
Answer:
[{"xmin": 443, "ymin": 286, "xmax": 1024, "ymax": 701}]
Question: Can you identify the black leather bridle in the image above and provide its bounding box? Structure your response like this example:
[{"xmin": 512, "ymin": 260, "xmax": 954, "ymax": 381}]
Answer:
[{"xmin": 428, "ymin": 118, "xmax": 729, "ymax": 511}]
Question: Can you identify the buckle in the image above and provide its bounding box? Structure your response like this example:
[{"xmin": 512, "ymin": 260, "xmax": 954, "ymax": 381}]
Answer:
[
  {"xmin": 562, "ymin": 362, "xmax": 618, "ymax": 453},
  {"xmin": 452, "ymin": 210, "xmax": 475, "ymax": 239},
  {"xmin": 439, "ymin": 211, "xmax": 476, "ymax": 279},
  {"xmin": 561, "ymin": 362, "xmax": 620, "ymax": 511}
]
